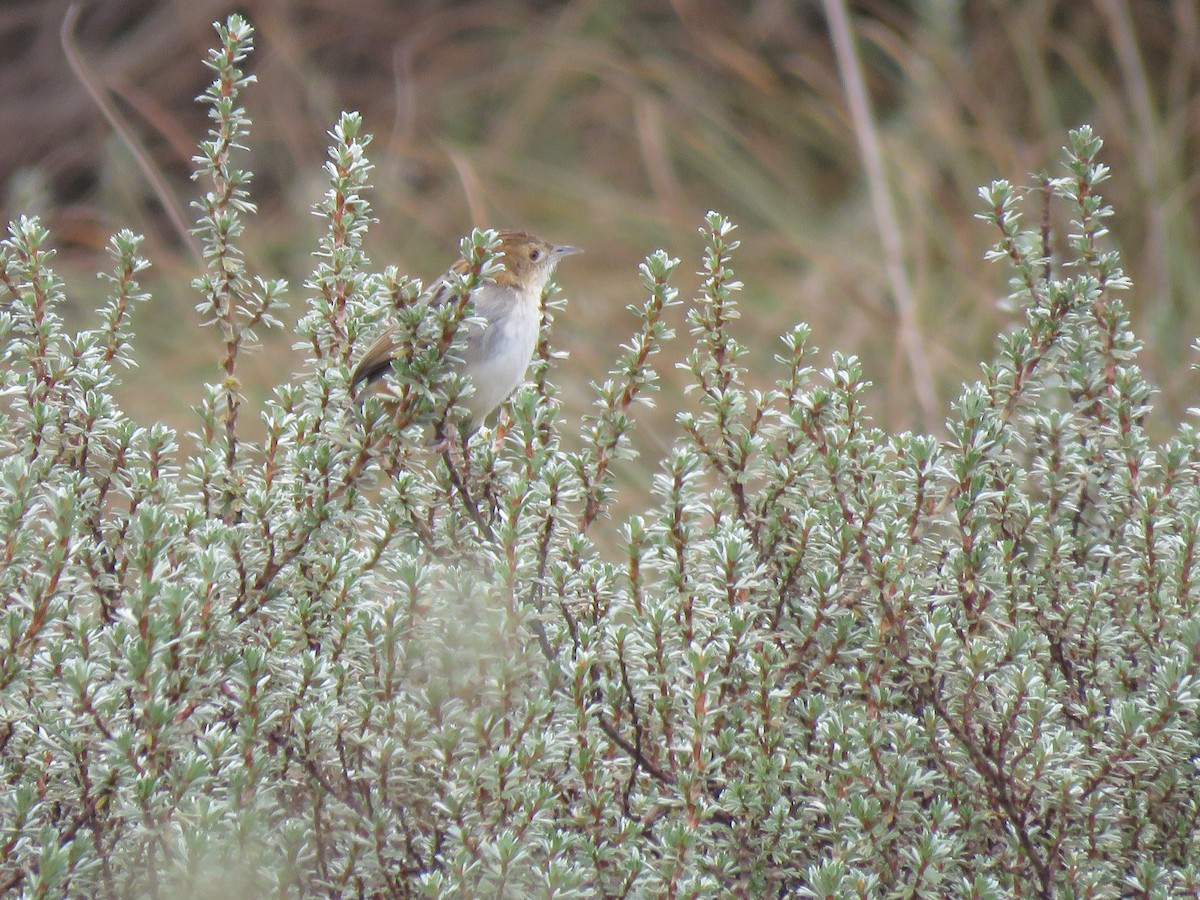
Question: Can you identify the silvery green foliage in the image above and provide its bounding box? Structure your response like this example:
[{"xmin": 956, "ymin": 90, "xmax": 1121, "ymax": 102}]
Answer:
[{"xmin": 1, "ymin": 15, "xmax": 1198, "ymax": 897}]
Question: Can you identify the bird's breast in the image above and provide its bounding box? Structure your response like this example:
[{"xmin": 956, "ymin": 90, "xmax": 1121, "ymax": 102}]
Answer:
[{"xmin": 458, "ymin": 284, "xmax": 541, "ymax": 420}]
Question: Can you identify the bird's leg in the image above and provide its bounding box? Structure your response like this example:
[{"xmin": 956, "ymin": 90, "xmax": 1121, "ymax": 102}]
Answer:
[
  {"xmin": 430, "ymin": 422, "xmax": 457, "ymax": 455},
  {"xmin": 492, "ymin": 407, "xmax": 511, "ymax": 452},
  {"xmin": 433, "ymin": 421, "xmax": 468, "ymax": 478}
]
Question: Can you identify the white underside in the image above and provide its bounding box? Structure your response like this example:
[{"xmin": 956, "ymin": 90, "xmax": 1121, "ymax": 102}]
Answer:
[{"xmin": 457, "ymin": 282, "xmax": 541, "ymax": 423}]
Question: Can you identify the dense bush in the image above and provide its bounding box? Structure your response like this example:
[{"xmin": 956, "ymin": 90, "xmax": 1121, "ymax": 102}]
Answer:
[{"xmin": 2, "ymin": 16, "xmax": 1198, "ymax": 899}]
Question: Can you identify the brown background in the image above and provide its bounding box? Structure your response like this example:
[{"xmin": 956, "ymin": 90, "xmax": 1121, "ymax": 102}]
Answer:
[{"xmin": 3, "ymin": 0, "xmax": 1198, "ymax": 445}]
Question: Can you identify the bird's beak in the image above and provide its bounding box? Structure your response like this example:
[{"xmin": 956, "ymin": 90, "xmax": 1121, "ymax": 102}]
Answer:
[{"xmin": 553, "ymin": 244, "xmax": 583, "ymax": 258}]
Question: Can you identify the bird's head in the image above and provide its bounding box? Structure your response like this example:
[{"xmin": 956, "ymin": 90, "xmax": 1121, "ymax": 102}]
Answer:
[{"xmin": 490, "ymin": 230, "xmax": 583, "ymax": 295}]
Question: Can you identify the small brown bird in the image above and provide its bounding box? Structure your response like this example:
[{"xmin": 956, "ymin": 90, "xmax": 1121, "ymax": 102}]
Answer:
[{"xmin": 351, "ymin": 231, "xmax": 581, "ymax": 428}]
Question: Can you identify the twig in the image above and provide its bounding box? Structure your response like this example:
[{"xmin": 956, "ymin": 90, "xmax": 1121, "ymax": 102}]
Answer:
[
  {"xmin": 595, "ymin": 712, "xmax": 676, "ymax": 787},
  {"xmin": 440, "ymin": 442, "xmax": 491, "ymax": 538}
]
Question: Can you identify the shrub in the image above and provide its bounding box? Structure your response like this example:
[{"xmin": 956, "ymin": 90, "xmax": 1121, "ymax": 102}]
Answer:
[{"xmin": 1, "ymin": 15, "xmax": 1198, "ymax": 899}]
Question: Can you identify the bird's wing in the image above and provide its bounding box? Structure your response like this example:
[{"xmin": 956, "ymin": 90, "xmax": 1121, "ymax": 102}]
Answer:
[
  {"xmin": 350, "ymin": 263, "xmax": 475, "ymax": 391},
  {"xmin": 350, "ymin": 326, "xmax": 402, "ymax": 390},
  {"xmin": 425, "ymin": 258, "xmax": 474, "ymax": 309},
  {"xmin": 350, "ymin": 258, "xmax": 496, "ymax": 392}
]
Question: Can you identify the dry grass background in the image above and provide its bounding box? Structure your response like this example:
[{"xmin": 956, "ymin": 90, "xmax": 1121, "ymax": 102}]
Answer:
[{"xmin": 3, "ymin": 0, "xmax": 1199, "ymax": 461}]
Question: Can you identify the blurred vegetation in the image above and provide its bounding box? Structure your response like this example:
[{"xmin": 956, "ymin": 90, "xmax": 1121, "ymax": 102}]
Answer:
[{"xmin": 2, "ymin": 0, "xmax": 1198, "ymax": 449}]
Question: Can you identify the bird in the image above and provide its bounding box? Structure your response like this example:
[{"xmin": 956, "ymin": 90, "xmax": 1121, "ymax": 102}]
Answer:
[{"xmin": 350, "ymin": 230, "xmax": 582, "ymax": 431}]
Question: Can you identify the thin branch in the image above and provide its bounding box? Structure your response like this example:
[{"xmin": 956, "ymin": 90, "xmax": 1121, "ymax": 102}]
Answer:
[
  {"xmin": 595, "ymin": 712, "xmax": 676, "ymax": 787},
  {"xmin": 440, "ymin": 442, "xmax": 492, "ymax": 539},
  {"xmin": 823, "ymin": 0, "xmax": 937, "ymax": 429},
  {"xmin": 60, "ymin": 3, "xmax": 201, "ymax": 263}
]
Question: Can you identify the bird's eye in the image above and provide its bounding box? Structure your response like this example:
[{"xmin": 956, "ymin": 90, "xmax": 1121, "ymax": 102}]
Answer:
[{"xmin": 529, "ymin": 248, "xmax": 541, "ymax": 261}]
